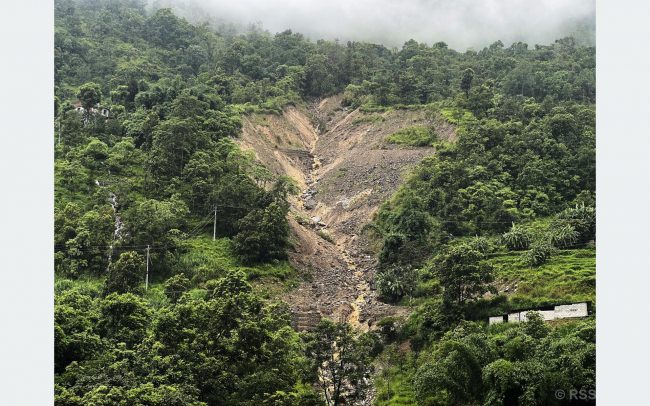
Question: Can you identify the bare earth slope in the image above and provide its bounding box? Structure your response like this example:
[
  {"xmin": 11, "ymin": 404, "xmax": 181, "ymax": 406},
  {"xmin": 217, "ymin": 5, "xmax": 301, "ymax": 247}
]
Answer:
[{"xmin": 236, "ymin": 96, "xmax": 455, "ymax": 331}]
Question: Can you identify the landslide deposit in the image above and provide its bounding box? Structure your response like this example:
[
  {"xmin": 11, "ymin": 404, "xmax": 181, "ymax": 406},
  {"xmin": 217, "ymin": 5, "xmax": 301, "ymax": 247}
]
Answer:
[{"xmin": 236, "ymin": 95, "xmax": 456, "ymax": 331}]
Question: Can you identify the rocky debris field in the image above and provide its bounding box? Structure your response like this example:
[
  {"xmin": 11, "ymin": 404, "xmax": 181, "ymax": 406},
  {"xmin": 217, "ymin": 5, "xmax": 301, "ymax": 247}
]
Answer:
[{"xmin": 236, "ymin": 96, "xmax": 456, "ymax": 331}]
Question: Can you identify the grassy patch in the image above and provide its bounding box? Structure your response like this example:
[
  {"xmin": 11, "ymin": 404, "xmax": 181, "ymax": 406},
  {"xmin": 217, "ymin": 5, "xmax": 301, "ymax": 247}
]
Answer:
[
  {"xmin": 293, "ymin": 212, "xmax": 312, "ymax": 226},
  {"xmin": 178, "ymin": 236, "xmax": 296, "ymax": 283},
  {"xmin": 316, "ymin": 229, "xmax": 334, "ymax": 243},
  {"xmin": 489, "ymin": 247, "xmax": 595, "ymax": 307},
  {"xmin": 385, "ymin": 126, "xmax": 437, "ymax": 147},
  {"xmin": 406, "ymin": 242, "xmax": 595, "ymax": 319},
  {"xmin": 232, "ymin": 94, "xmax": 299, "ymax": 116},
  {"xmin": 374, "ymin": 352, "xmax": 418, "ymax": 406},
  {"xmin": 351, "ymin": 113, "xmax": 385, "ymax": 125},
  {"xmin": 440, "ymin": 107, "xmax": 476, "ymax": 126},
  {"xmin": 55, "ymin": 276, "xmax": 104, "ymax": 298}
]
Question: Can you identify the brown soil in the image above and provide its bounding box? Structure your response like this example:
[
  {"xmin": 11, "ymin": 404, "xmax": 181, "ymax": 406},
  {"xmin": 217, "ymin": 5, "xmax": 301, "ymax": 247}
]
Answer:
[{"xmin": 235, "ymin": 97, "xmax": 456, "ymax": 331}]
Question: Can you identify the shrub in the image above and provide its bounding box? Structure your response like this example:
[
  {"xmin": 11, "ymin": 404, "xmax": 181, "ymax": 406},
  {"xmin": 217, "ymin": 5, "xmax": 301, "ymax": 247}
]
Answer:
[
  {"xmin": 316, "ymin": 229, "xmax": 334, "ymax": 243},
  {"xmin": 556, "ymin": 204, "xmax": 596, "ymax": 243},
  {"xmin": 378, "ymin": 233, "xmax": 406, "ymax": 264},
  {"xmin": 548, "ymin": 223, "xmax": 580, "ymax": 249},
  {"xmin": 376, "ymin": 317, "xmax": 401, "ymax": 343},
  {"xmin": 376, "ymin": 265, "xmax": 417, "ymax": 303},
  {"xmin": 502, "ymin": 224, "xmax": 531, "ymax": 251},
  {"xmin": 523, "ymin": 240, "xmax": 554, "ymax": 266},
  {"xmin": 385, "ymin": 126, "xmax": 437, "ymax": 147},
  {"xmin": 351, "ymin": 114, "xmax": 384, "ymax": 125},
  {"xmin": 469, "ymin": 236, "xmax": 492, "ymax": 254},
  {"xmin": 164, "ymin": 273, "xmax": 191, "ymax": 303}
]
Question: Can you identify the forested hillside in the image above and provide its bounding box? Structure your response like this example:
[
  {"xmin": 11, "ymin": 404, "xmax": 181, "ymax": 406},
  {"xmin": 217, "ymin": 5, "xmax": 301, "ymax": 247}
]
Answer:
[{"xmin": 54, "ymin": 1, "xmax": 595, "ymax": 405}]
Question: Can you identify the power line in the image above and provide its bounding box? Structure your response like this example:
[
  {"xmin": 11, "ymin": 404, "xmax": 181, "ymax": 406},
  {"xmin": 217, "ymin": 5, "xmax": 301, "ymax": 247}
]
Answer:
[
  {"xmin": 184, "ymin": 212, "xmax": 215, "ymax": 239},
  {"xmin": 53, "ymin": 213, "xmax": 592, "ymax": 250},
  {"xmin": 54, "ymin": 206, "xmax": 228, "ymax": 252}
]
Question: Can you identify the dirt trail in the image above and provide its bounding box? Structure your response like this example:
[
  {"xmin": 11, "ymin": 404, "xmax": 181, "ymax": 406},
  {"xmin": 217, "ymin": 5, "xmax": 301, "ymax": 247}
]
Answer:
[{"xmin": 237, "ymin": 96, "xmax": 455, "ymax": 331}]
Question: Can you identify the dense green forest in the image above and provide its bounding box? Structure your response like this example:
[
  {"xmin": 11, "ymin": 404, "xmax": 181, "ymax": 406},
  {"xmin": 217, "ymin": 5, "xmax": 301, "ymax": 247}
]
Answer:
[{"xmin": 54, "ymin": 1, "xmax": 595, "ymax": 404}]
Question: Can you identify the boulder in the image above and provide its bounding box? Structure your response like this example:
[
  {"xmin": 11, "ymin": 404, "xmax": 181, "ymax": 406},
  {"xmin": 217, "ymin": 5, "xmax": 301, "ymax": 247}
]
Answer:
[{"xmin": 304, "ymin": 198, "xmax": 316, "ymax": 210}]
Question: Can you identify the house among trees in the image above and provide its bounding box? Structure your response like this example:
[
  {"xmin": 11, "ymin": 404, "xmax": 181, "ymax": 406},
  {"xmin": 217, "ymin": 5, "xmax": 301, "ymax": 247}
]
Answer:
[
  {"xmin": 489, "ymin": 302, "xmax": 589, "ymax": 324},
  {"xmin": 72, "ymin": 101, "xmax": 110, "ymax": 118}
]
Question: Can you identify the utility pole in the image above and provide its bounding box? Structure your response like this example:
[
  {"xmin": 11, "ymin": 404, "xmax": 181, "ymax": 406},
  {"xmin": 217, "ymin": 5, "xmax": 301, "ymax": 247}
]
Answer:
[
  {"xmin": 213, "ymin": 205, "xmax": 217, "ymax": 241},
  {"xmin": 145, "ymin": 245, "xmax": 150, "ymax": 290}
]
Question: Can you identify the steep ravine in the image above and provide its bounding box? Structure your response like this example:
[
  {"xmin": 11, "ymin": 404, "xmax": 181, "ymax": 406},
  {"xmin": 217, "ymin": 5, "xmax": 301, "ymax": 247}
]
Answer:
[
  {"xmin": 236, "ymin": 96, "xmax": 456, "ymax": 331},
  {"xmin": 301, "ymin": 123, "xmax": 373, "ymax": 331}
]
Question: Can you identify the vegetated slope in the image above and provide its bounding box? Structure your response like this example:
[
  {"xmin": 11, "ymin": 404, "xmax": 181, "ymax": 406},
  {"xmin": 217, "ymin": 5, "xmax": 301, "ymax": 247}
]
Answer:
[
  {"xmin": 53, "ymin": 2, "xmax": 597, "ymax": 405},
  {"xmin": 236, "ymin": 96, "xmax": 456, "ymax": 330}
]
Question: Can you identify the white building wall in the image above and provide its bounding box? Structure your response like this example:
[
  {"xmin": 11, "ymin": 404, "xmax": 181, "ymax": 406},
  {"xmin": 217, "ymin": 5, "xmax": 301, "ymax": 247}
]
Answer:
[
  {"xmin": 538, "ymin": 310, "xmax": 557, "ymax": 321},
  {"xmin": 494, "ymin": 302, "xmax": 588, "ymax": 324},
  {"xmin": 554, "ymin": 303, "xmax": 588, "ymax": 319},
  {"xmin": 489, "ymin": 316, "xmax": 504, "ymax": 325},
  {"xmin": 519, "ymin": 311, "xmax": 532, "ymax": 322},
  {"xmin": 507, "ymin": 312, "xmax": 521, "ymax": 322}
]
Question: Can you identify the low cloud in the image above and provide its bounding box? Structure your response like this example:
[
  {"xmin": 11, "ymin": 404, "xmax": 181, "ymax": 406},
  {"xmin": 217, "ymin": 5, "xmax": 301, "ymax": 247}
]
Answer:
[{"xmin": 174, "ymin": 0, "xmax": 595, "ymax": 50}]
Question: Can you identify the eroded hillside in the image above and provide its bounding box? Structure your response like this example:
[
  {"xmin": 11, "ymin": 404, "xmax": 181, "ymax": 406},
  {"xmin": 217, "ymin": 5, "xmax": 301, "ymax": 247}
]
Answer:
[{"xmin": 236, "ymin": 96, "xmax": 456, "ymax": 330}]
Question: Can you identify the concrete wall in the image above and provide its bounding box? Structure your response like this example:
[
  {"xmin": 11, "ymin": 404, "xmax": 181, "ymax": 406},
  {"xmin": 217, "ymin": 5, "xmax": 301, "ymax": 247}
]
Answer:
[
  {"xmin": 493, "ymin": 302, "xmax": 589, "ymax": 324},
  {"xmin": 539, "ymin": 310, "xmax": 558, "ymax": 321},
  {"xmin": 507, "ymin": 312, "xmax": 521, "ymax": 322},
  {"xmin": 518, "ymin": 310, "xmax": 557, "ymax": 322},
  {"xmin": 554, "ymin": 303, "xmax": 588, "ymax": 318},
  {"xmin": 489, "ymin": 316, "xmax": 505, "ymax": 325}
]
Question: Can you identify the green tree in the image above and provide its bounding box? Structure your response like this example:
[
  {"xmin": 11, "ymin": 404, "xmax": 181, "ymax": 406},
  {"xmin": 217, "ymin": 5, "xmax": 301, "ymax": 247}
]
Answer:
[
  {"xmin": 78, "ymin": 82, "xmax": 102, "ymax": 110},
  {"xmin": 304, "ymin": 53, "xmax": 336, "ymax": 96},
  {"xmin": 98, "ymin": 292, "xmax": 149, "ymax": 347},
  {"xmin": 414, "ymin": 338, "xmax": 485, "ymax": 405},
  {"xmin": 145, "ymin": 8, "xmax": 191, "ymax": 49},
  {"xmin": 461, "ymin": 68, "xmax": 474, "ymax": 96},
  {"xmin": 146, "ymin": 118, "xmax": 207, "ymax": 184},
  {"xmin": 523, "ymin": 239, "xmax": 554, "ymax": 266},
  {"xmin": 123, "ymin": 197, "xmax": 188, "ymax": 247},
  {"xmin": 55, "ymin": 207, "xmax": 114, "ymax": 277},
  {"xmin": 376, "ymin": 190, "xmax": 437, "ymax": 265},
  {"xmin": 481, "ymin": 359, "xmax": 549, "ymax": 406},
  {"xmin": 55, "ymin": 289, "xmax": 102, "ymax": 373},
  {"xmin": 233, "ymin": 201, "xmax": 289, "ymax": 263},
  {"xmin": 164, "ymin": 272, "xmax": 190, "ymax": 303},
  {"xmin": 107, "ymin": 138, "xmax": 144, "ymax": 174},
  {"xmin": 77, "ymin": 82, "xmax": 102, "ymax": 124},
  {"xmin": 181, "ymin": 150, "xmax": 225, "ymax": 212},
  {"xmin": 434, "ymin": 243, "xmax": 495, "ymax": 305},
  {"xmin": 116, "ymin": 384, "xmax": 207, "ymax": 406},
  {"xmin": 303, "ymin": 320, "xmax": 374, "ymax": 406},
  {"xmin": 103, "ymin": 251, "xmax": 144, "ymax": 295},
  {"xmin": 153, "ymin": 271, "xmax": 304, "ymax": 405}
]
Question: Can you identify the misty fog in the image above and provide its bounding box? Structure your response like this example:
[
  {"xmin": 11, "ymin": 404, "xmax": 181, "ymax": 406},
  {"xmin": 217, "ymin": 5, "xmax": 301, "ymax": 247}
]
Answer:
[{"xmin": 160, "ymin": 0, "xmax": 595, "ymax": 50}]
